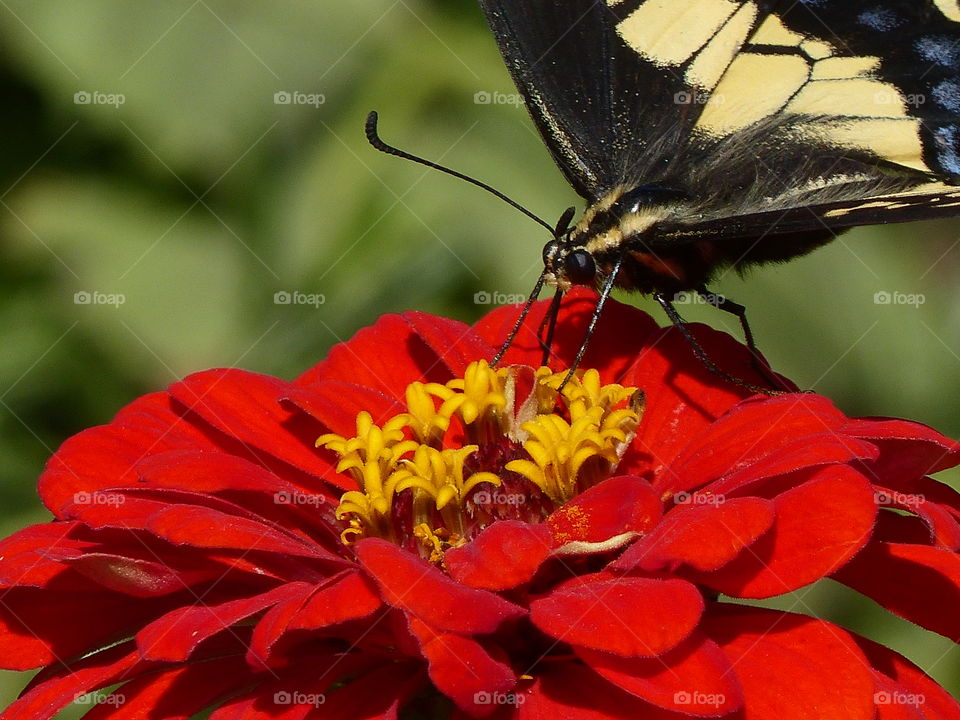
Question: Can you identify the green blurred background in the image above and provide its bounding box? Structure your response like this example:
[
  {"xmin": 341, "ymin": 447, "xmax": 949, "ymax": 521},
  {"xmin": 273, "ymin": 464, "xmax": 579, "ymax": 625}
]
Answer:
[{"xmin": 0, "ymin": 0, "xmax": 957, "ymax": 711}]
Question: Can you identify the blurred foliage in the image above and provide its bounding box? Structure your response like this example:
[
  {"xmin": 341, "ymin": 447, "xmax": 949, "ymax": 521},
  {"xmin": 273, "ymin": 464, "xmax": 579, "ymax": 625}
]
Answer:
[{"xmin": 0, "ymin": 0, "xmax": 957, "ymax": 710}]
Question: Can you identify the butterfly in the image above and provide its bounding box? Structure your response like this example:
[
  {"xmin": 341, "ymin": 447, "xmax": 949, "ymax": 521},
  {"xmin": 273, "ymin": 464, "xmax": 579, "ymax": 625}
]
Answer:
[{"xmin": 371, "ymin": 1, "xmax": 960, "ymax": 391}]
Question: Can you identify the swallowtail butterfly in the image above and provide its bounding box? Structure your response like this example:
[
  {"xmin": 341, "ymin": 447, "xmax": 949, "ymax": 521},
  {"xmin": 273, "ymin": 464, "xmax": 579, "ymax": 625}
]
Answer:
[{"xmin": 372, "ymin": 0, "xmax": 960, "ymax": 390}]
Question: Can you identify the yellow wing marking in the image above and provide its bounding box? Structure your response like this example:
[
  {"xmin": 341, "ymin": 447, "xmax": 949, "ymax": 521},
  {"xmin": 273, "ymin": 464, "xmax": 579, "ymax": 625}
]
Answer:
[
  {"xmin": 616, "ymin": 0, "xmax": 749, "ymax": 68},
  {"xmin": 933, "ymin": 0, "xmax": 960, "ymax": 22}
]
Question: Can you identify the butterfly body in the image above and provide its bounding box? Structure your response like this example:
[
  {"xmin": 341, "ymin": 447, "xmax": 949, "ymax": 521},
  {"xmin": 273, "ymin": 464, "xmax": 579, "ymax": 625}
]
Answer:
[{"xmin": 547, "ymin": 183, "xmax": 837, "ymax": 295}]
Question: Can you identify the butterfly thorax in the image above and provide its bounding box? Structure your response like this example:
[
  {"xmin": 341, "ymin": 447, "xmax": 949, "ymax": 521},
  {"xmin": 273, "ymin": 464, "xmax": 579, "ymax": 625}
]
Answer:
[{"xmin": 545, "ymin": 183, "xmax": 725, "ymax": 295}]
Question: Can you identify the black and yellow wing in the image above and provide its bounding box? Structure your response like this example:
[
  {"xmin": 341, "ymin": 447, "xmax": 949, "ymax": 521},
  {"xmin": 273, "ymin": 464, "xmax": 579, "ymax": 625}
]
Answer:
[{"xmin": 478, "ymin": 0, "xmax": 960, "ymax": 236}]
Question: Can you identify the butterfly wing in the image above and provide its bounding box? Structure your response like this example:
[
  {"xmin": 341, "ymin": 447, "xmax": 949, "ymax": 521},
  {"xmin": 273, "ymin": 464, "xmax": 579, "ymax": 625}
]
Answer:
[{"xmin": 478, "ymin": 0, "xmax": 960, "ymax": 232}]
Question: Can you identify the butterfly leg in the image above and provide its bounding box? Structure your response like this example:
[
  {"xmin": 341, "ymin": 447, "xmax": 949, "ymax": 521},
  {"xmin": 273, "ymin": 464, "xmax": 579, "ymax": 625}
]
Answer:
[
  {"xmin": 696, "ymin": 287, "xmax": 788, "ymax": 392},
  {"xmin": 653, "ymin": 292, "xmax": 784, "ymax": 396}
]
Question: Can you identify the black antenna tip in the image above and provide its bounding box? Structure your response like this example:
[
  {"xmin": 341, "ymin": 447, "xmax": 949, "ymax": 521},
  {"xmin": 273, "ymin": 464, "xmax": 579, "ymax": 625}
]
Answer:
[{"xmin": 365, "ymin": 111, "xmax": 381, "ymax": 145}]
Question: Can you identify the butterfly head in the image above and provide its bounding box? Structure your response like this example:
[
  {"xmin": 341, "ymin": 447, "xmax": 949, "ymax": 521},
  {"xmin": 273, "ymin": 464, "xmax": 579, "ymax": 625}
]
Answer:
[{"xmin": 543, "ymin": 183, "xmax": 689, "ymax": 291}]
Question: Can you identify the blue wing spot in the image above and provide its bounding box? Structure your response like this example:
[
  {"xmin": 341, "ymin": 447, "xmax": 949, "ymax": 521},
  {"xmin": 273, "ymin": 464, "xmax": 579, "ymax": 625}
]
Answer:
[
  {"xmin": 915, "ymin": 35, "xmax": 960, "ymax": 67},
  {"xmin": 857, "ymin": 9, "xmax": 904, "ymax": 32},
  {"xmin": 933, "ymin": 125, "xmax": 960, "ymax": 176},
  {"xmin": 933, "ymin": 79, "xmax": 960, "ymax": 112}
]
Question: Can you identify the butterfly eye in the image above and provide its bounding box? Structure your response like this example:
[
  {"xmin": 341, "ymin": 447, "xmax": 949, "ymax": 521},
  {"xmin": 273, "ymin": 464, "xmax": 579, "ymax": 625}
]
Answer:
[{"xmin": 563, "ymin": 249, "xmax": 596, "ymax": 284}]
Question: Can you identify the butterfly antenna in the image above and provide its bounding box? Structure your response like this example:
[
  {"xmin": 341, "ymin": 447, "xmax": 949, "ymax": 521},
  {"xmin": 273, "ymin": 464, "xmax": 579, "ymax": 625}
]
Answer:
[{"xmin": 366, "ymin": 111, "xmax": 554, "ymax": 234}]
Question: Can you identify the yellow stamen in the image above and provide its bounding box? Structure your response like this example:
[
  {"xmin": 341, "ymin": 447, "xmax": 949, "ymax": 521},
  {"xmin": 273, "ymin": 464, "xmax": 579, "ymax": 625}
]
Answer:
[{"xmin": 318, "ymin": 361, "xmax": 640, "ymax": 558}]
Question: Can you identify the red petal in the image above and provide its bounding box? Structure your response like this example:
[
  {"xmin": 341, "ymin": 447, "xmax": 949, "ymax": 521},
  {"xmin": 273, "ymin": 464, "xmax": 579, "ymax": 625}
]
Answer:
[
  {"xmin": 304, "ymin": 661, "xmax": 423, "ymax": 720},
  {"xmin": 0, "ymin": 522, "xmax": 92, "ymax": 588},
  {"xmin": 168, "ymin": 369, "xmax": 332, "ymax": 479},
  {"xmin": 873, "ymin": 484, "xmax": 960, "ymax": 550},
  {"xmin": 56, "ymin": 552, "xmax": 194, "ymax": 598},
  {"xmin": 474, "ymin": 288, "xmax": 661, "ymax": 383},
  {"xmin": 517, "ymin": 663, "xmax": 695, "ymax": 720},
  {"xmin": 78, "ymin": 654, "xmax": 252, "ymax": 720},
  {"xmin": 834, "ymin": 542, "xmax": 960, "ymax": 641},
  {"xmin": 246, "ymin": 582, "xmax": 315, "ymax": 670},
  {"xmin": 38, "ymin": 391, "xmax": 215, "ymax": 516},
  {"xmin": 697, "ymin": 466, "xmax": 877, "ymax": 598},
  {"xmin": 702, "ymin": 432, "xmax": 878, "ymax": 499},
  {"xmin": 408, "ymin": 617, "xmax": 515, "ymax": 716},
  {"xmin": 843, "ymin": 418, "xmax": 960, "ymax": 484},
  {"xmin": 145, "ymin": 505, "xmax": 337, "ymax": 561},
  {"xmin": 284, "ymin": 381, "xmax": 405, "ymax": 448},
  {"xmin": 856, "ymin": 635, "xmax": 960, "ymax": 719},
  {"xmin": 530, "ymin": 575, "xmax": 703, "ymax": 657},
  {"xmin": 288, "ymin": 570, "xmax": 382, "ymax": 630},
  {"xmin": 296, "ymin": 312, "xmax": 491, "ymax": 395},
  {"xmin": 445, "ymin": 521, "xmax": 552, "ymax": 590},
  {"xmin": 0, "ymin": 588, "xmax": 171, "ymax": 670},
  {"xmin": 0, "ymin": 641, "xmax": 147, "ymax": 719},
  {"xmin": 137, "ymin": 582, "xmax": 311, "ymax": 661},
  {"xmin": 703, "ymin": 605, "xmax": 875, "ymax": 720},
  {"xmin": 870, "ymin": 670, "xmax": 931, "ymax": 720},
  {"xmin": 626, "ymin": 329, "xmax": 790, "ymax": 481},
  {"xmin": 546, "ymin": 475, "xmax": 662, "ymax": 549},
  {"xmin": 615, "ymin": 497, "xmax": 775, "ymax": 573},
  {"xmin": 664, "ymin": 394, "xmax": 850, "ymax": 495},
  {"xmin": 356, "ymin": 538, "xmax": 525, "ymax": 634},
  {"xmin": 577, "ymin": 632, "xmax": 743, "ymax": 716}
]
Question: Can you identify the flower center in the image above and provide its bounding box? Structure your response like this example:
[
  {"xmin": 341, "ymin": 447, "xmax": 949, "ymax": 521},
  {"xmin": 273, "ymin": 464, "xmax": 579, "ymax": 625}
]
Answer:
[{"xmin": 317, "ymin": 361, "xmax": 642, "ymax": 561}]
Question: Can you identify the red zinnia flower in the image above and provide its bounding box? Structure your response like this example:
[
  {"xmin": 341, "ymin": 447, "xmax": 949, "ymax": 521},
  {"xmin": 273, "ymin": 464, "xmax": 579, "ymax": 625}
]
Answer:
[{"xmin": 1, "ymin": 287, "xmax": 958, "ymax": 719}]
